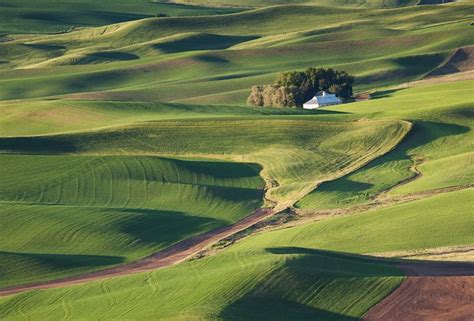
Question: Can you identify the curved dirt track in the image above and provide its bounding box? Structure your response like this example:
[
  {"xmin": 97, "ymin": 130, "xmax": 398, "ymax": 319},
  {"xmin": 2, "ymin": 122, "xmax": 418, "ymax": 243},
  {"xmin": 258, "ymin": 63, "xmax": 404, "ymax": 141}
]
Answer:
[
  {"xmin": 0, "ymin": 208, "xmax": 274, "ymax": 297},
  {"xmin": 363, "ymin": 261, "xmax": 474, "ymax": 321}
]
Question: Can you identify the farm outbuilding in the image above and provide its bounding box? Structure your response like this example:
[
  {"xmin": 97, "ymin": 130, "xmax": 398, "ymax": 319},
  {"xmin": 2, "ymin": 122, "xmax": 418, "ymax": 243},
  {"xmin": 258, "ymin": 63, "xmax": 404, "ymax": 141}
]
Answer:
[
  {"xmin": 303, "ymin": 91, "xmax": 342, "ymax": 109},
  {"xmin": 355, "ymin": 92, "xmax": 372, "ymax": 101}
]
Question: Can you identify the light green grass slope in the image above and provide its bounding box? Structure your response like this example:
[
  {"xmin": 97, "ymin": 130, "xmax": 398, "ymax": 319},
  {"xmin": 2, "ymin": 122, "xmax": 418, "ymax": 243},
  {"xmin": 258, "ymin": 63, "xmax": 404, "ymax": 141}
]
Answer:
[
  {"xmin": 0, "ymin": 118, "xmax": 411, "ymax": 207},
  {"xmin": 0, "ymin": 189, "xmax": 471, "ymax": 320},
  {"xmin": 0, "ymin": 99, "xmax": 331, "ymax": 136}
]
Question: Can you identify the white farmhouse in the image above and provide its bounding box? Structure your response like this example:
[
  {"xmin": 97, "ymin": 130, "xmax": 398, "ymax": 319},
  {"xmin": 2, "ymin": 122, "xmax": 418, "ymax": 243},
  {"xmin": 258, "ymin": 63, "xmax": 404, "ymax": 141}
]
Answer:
[{"xmin": 303, "ymin": 91, "xmax": 342, "ymax": 109}]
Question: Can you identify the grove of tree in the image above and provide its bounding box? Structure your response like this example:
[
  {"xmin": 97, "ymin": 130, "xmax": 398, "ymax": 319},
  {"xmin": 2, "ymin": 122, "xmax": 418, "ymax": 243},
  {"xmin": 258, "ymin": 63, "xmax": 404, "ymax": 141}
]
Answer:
[{"xmin": 248, "ymin": 68, "xmax": 354, "ymax": 108}]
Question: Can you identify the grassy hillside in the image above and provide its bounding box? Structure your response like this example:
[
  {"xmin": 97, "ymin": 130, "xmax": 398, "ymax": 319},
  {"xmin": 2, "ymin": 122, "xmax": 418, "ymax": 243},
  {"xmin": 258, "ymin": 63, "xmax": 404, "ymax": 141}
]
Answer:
[
  {"xmin": 0, "ymin": 89, "xmax": 411, "ymax": 291},
  {"xmin": 0, "ymin": 155, "xmax": 264, "ymax": 288},
  {"xmin": 0, "ymin": 0, "xmax": 472, "ymax": 319},
  {"xmin": 0, "ymin": 99, "xmax": 330, "ymax": 136},
  {"xmin": 0, "ymin": 3, "xmax": 472, "ymax": 102},
  {"xmin": 0, "ymin": 0, "xmax": 241, "ymax": 35},
  {"xmin": 0, "ymin": 189, "xmax": 471, "ymax": 320},
  {"xmin": 297, "ymin": 79, "xmax": 473, "ymax": 209},
  {"xmin": 164, "ymin": 0, "xmax": 449, "ymax": 8},
  {"xmin": 0, "ymin": 117, "xmax": 410, "ymax": 207}
]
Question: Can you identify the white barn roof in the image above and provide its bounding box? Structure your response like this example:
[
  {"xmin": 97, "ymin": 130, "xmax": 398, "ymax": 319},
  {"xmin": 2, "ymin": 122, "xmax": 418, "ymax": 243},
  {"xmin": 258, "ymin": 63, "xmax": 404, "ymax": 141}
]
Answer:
[{"xmin": 303, "ymin": 91, "xmax": 342, "ymax": 109}]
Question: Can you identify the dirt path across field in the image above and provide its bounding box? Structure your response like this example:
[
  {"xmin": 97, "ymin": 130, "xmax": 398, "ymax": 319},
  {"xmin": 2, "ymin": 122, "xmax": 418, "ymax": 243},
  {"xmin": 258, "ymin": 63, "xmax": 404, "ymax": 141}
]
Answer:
[
  {"xmin": 0, "ymin": 208, "xmax": 274, "ymax": 297},
  {"xmin": 363, "ymin": 261, "xmax": 474, "ymax": 321}
]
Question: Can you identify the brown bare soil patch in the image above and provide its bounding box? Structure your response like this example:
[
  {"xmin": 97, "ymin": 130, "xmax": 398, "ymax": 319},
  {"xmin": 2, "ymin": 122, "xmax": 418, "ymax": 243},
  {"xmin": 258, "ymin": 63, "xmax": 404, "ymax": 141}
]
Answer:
[{"xmin": 363, "ymin": 259, "xmax": 474, "ymax": 321}]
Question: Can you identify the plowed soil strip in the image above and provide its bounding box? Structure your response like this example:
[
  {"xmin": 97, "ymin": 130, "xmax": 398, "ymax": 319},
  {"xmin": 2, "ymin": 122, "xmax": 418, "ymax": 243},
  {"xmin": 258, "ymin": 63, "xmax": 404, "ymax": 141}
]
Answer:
[
  {"xmin": 363, "ymin": 261, "xmax": 474, "ymax": 321},
  {"xmin": 0, "ymin": 208, "xmax": 274, "ymax": 297}
]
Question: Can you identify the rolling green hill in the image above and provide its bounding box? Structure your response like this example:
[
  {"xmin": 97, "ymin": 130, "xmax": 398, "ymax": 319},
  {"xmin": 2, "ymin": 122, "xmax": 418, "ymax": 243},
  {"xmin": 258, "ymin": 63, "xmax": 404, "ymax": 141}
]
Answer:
[
  {"xmin": 0, "ymin": 117, "xmax": 410, "ymax": 206},
  {"xmin": 0, "ymin": 3, "xmax": 472, "ymax": 103},
  {"xmin": 0, "ymin": 0, "xmax": 472, "ymax": 320},
  {"xmin": 163, "ymin": 0, "xmax": 455, "ymax": 8},
  {"xmin": 297, "ymin": 79, "xmax": 474, "ymax": 209},
  {"xmin": 0, "ymin": 155, "xmax": 264, "ymax": 288},
  {"xmin": 1, "ymin": 188, "xmax": 471, "ymax": 320},
  {"xmin": 0, "ymin": 0, "xmax": 241, "ymax": 35},
  {"xmin": 0, "ymin": 99, "xmax": 329, "ymax": 136}
]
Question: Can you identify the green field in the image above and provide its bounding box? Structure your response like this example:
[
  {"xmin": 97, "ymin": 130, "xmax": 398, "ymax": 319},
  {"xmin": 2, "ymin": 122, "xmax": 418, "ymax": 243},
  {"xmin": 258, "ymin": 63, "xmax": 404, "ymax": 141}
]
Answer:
[
  {"xmin": 0, "ymin": 0, "xmax": 472, "ymax": 320},
  {"xmin": 297, "ymin": 79, "xmax": 474, "ymax": 209},
  {"xmin": 0, "ymin": 155, "xmax": 264, "ymax": 288},
  {"xmin": 0, "ymin": 0, "xmax": 242, "ymax": 35},
  {"xmin": 1, "ymin": 189, "xmax": 472, "ymax": 320},
  {"xmin": 0, "ymin": 3, "xmax": 472, "ymax": 102},
  {"xmin": 160, "ymin": 0, "xmax": 458, "ymax": 8},
  {"xmin": 0, "ymin": 117, "xmax": 410, "ymax": 206}
]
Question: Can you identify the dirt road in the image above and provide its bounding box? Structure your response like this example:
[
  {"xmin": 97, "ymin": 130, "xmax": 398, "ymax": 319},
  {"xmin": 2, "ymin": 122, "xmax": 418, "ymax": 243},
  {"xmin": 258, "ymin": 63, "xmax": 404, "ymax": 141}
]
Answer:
[{"xmin": 0, "ymin": 208, "xmax": 274, "ymax": 297}]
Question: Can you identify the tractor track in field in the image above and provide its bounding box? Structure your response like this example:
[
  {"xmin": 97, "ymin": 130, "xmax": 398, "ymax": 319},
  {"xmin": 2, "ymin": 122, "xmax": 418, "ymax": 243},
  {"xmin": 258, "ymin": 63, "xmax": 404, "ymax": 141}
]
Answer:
[
  {"xmin": 374, "ymin": 155, "xmax": 424, "ymax": 202},
  {"xmin": 294, "ymin": 184, "xmax": 473, "ymax": 225},
  {"xmin": 0, "ymin": 208, "xmax": 275, "ymax": 297}
]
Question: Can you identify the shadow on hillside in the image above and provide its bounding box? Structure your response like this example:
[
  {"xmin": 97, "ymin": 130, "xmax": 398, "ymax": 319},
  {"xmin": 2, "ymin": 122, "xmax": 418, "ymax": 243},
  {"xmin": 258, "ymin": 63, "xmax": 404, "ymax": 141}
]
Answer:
[
  {"xmin": 219, "ymin": 247, "xmax": 401, "ymax": 321},
  {"xmin": 22, "ymin": 43, "xmax": 66, "ymax": 51},
  {"xmin": 0, "ymin": 250, "xmax": 125, "ymax": 269},
  {"xmin": 356, "ymin": 53, "xmax": 446, "ymax": 87},
  {"xmin": 266, "ymin": 247, "xmax": 474, "ymax": 276},
  {"xmin": 371, "ymin": 87, "xmax": 407, "ymax": 99},
  {"xmin": 266, "ymin": 247, "xmax": 403, "ymax": 277},
  {"xmin": 86, "ymin": 51, "xmax": 139, "ymax": 61},
  {"xmin": 221, "ymin": 297, "xmax": 360, "ymax": 321},
  {"xmin": 152, "ymin": 34, "xmax": 259, "ymax": 54},
  {"xmin": 203, "ymin": 71, "xmax": 261, "ymax": 82},
  {"xmin": 194, "ymin": 54, "xmax": 229, "ymax": 64},
  {"xmin": 170, "ymin": 157, "xmax": 263, "ymax": 180},
  {"xmin": 115, "ymin": 208, "xmax": 226, "ymax": 248},
  {"xmin": 0, "ymin": 135, "xmax": 78, "ymax": 154},
  {"xmin": 322, "ymin": 179, "xmax": 374, "ymax": 193},
  {"xmin": 220, "ymin": 247, "xmax": 474, "ymax": 321}
]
